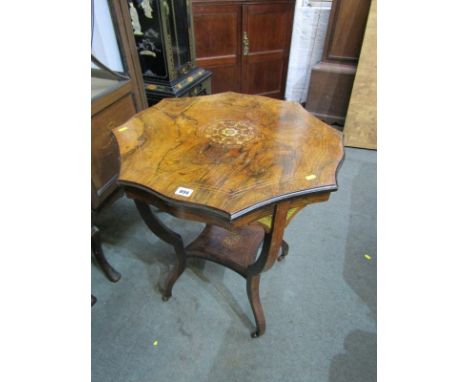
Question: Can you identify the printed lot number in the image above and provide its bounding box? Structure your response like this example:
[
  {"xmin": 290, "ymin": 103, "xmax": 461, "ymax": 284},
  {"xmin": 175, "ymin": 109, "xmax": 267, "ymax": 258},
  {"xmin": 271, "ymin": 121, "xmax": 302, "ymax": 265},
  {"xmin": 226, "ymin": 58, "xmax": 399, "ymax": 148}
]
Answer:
[{"xmin": 175, "ymin": 187, "xmax": 194, "ymax": 197}]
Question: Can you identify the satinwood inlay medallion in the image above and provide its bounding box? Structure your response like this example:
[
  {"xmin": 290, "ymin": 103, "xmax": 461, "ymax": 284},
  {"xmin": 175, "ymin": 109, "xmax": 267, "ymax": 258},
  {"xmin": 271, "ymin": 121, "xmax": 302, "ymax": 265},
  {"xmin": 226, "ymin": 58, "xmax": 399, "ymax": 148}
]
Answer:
[
  {"xmin": 222, "ymin": 233, "xmax": 242, "ymax": 247},
  {"xmin": 204, "ymin": 119, "xmax": 256, "ymax": 147}
]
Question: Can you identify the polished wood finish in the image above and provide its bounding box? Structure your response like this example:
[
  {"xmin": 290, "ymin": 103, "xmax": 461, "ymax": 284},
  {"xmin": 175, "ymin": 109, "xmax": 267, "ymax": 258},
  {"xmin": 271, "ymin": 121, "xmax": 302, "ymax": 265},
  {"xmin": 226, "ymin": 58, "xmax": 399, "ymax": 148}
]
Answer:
[
  {"xmin": 246, "ymin": 201, "xmax": 289, "ymax": 337},
  {"xmin": 113, "ymin": 92, "xmax": 343, "ymax": 220},
  {"xmin": 241, "ymin": 2, "xmax": 294, "ymax": 98},
  {"xmin": 114, "ymin": 92, "xmax": 343, "ymax": 337},
  {"xmin": 192, "ymin": 0, "xmax": 295, "ymax": 98},
  {"xmin": 92, "ymin": 80, "xmax": 133, "ymax": 116},
  {"xmin": 92, "ymin": 92, "xmax": 136, "ymax": 207},
  {"xmin": 322, "ymin": 0, "xmax": 371, "ymax": 63},
  {"xmin": 306, "ymin": 62, "xmax": 356, "ymax": 126},
  {"xmin": 124, "ymin": 184, "xmax": 330, "ymax": 230},
  {"xmin": 186, "ymin": 224, "xmax": 265, "ymax": 277},
  {"xmin": 193, "ymin": 3, "xmax": 242, "ymax": 94},
  {"xmin": 306, "ymin": 0, "xmax": 371, "ymax": 125},
  {"xmin": 130, "ymin": 198, "xmax": 292, "ymax": 337}
]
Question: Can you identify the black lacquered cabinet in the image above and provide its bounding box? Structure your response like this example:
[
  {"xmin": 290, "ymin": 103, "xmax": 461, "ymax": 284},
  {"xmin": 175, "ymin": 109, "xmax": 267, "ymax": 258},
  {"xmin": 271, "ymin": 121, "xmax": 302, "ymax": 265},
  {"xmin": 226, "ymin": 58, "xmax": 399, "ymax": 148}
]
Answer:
[{"xmin": 128, "ymin": 0, "xmax": 212, "ymax": 105}]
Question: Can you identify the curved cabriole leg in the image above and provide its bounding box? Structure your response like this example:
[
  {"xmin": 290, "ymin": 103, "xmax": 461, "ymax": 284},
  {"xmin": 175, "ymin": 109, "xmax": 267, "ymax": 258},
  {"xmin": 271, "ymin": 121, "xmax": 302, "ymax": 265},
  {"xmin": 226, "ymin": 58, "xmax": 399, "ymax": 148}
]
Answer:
[
  {"xmin": 278, "ymin": 239, "xmax": 289, "ymax": 262},
  {"xmin": 92, "ymin": 225, "xmax": 121, "ymax": 282},
  {"xmin": 246, "ymin": 201, "xmax": 290, "ymax": 338},
  {"xmin": 246, "ymin": 274, "xmax": 265, "ymax": 338},
  {"xmin": 134, "ymin": 200, "xmax": 186, "ymax": 301}
]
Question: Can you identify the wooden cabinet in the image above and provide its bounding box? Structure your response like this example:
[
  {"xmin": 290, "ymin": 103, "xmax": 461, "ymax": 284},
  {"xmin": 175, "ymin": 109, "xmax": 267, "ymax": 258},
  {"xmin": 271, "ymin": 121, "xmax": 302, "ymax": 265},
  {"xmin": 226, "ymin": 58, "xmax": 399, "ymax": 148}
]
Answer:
[
  {"xmin": 91, "ymin": 0, "xmax": 147, "ymax": 282},
  {"xmin": 124, "ymin": 0, "xmax": 212, "ymax": 106},
  {"xmin": 193, "ymin": 3, "xmax": 242, "ymax": 93},
  {"xmin": 92, "ymin": 83, "xmax": 141, "ymax": 209},
  {"xmin": 192, "ymin": 0, "xmax": 295, "ymax": 98},
  {"xmin": 92, "ymin": 0, "xmax": 147, "ymax": 211},
  {"xmin": 306, "ymin": 0, "xmax": 371, "ymax": 125}
]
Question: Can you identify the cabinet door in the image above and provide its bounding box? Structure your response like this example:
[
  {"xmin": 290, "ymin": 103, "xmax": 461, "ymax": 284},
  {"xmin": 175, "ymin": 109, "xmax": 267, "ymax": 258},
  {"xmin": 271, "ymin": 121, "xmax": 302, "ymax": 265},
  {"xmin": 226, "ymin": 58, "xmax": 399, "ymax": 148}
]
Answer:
[
  {"xmin": 193, "ymin": 4, "xmax": 242, "ymax": 93},
  {"xmin": 241, "ymin": 2, "xmax": 294, "ymax": 98}
]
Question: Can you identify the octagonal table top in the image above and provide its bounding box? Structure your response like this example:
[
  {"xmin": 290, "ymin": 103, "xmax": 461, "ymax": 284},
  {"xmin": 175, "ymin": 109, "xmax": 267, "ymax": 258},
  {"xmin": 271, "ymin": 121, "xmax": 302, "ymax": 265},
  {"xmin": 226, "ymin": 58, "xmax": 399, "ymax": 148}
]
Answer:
[{"xmin": 112, "ymin": 92, "xmax": 344, "ymax": 220}]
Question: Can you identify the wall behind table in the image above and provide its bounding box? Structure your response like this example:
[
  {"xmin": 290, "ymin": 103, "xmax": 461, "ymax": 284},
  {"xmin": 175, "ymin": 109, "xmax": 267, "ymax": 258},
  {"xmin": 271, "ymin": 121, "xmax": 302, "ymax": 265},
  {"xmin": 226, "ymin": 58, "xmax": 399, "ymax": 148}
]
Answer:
[
  {"xmin": 343, "ymin": 0, "xmax": 377, "ymax": 149},
  {"xmin": 285, "ymin": 1, "xmax": 332, "ymax": 103}
]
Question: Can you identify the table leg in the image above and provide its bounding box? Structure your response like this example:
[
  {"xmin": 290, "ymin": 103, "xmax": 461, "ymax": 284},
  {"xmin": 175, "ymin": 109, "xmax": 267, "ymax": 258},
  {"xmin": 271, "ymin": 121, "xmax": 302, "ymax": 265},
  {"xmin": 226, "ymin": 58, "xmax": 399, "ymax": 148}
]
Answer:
[
  {"xmin": 134, "ymin": 200, "xmax": 187, "ymax": 301},
  {"xmin": 278, "ymin": 240, "xmax": 290, "ymax": 261},
  {"xmin": 134, "ymin": 198, "xmax": 289, "ymax": 338},
  {"xmin": 247, "ymin": 274, "xmax": 265, "ymax": 337},
  {"xmin": 92, "ymin": 225, "xmax": 121, "ymax": 282},
  {"xmin": 246, "ymin": 201, "xmax": 290, "ymax": 337}
]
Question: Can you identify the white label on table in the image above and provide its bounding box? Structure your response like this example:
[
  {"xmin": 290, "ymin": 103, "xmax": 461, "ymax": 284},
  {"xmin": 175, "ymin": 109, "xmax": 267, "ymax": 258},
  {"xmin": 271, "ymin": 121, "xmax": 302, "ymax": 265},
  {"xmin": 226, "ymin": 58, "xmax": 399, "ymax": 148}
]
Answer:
[{"xmin": 175, "ymin": 187, "xmax": 193, "ymax": 197}]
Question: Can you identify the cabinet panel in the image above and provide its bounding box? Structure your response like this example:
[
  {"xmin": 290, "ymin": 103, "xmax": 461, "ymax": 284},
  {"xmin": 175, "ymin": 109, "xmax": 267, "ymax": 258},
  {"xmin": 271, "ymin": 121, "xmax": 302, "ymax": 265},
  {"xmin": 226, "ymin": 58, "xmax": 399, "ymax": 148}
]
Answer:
[
  {"xmin": 193, "ymin": 3, "xmax": 242, "ymax": 94},
  {"xmin": 244, "ymin": 3, "xmax": 292, "ymax": 53},
  {"xmin": 193, "ymin": 4, "xmax": 241, "ymax": 59},
  {"xmin": 306, "ymin": 63, "xmax": 356, "ymax": 124},
  {"xmin": 241, "ymin": 2, "xmax": 293, "ymax": 96},
  {"xmin": 192, "ymin": 0, "xmax": 294, "ymax": 98},
  {"xmin": 324, "ymin": 0, "xmax": 371, "ymax": 63},
  {"xmin": 244, "ymin": 59, "xmax": 283, "ymax": 98},
  {"xmin": 306, "ymin": 0, "xmax": 371, "ymax": 124},
  {"xmin": 92, "ymin": 92, "xmax": 136, "ymax": 206},
  {"xmin": 209, "ymin": 66, "xmax": 241, "ymax": 93}
]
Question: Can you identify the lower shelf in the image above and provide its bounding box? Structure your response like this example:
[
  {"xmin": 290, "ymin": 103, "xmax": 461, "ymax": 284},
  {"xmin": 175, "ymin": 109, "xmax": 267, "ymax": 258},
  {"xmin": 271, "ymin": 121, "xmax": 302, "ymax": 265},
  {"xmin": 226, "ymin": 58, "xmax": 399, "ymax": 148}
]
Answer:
[{"xmin": 186, "ymin": 224, "xmax": 265, "ymax": 277}]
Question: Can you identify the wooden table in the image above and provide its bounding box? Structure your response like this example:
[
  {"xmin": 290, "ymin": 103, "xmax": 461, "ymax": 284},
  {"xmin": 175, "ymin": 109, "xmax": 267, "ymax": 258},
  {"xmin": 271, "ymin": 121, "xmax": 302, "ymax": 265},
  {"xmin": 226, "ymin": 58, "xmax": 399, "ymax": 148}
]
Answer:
[{"xmin": 112, "ymin": 92, "xmax": 344, "ymax": 338}]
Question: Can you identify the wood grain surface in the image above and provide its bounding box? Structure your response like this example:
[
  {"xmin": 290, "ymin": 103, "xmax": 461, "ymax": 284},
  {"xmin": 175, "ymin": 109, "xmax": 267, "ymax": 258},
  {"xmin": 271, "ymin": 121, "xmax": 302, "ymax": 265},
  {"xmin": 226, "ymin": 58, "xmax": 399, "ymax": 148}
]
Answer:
[
  {"xmin": 113, "ymin": 92, "xmax": 343, "ymax": 219},
  {"xmin": 344, "ymin": 0, "xmax": 377, "ymax": 149},
  {"xmin": 186, "ymin": 223, "xmax": 265, "ymax": 276}
]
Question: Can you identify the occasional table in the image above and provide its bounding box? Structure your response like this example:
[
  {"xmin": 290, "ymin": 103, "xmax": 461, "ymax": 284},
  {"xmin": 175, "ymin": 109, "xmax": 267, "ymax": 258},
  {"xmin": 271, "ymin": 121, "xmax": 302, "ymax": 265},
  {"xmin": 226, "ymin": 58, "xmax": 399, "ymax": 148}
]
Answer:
[{"xmin": 112, "ymin": 92, "xmax": 344, "ymax": 337}]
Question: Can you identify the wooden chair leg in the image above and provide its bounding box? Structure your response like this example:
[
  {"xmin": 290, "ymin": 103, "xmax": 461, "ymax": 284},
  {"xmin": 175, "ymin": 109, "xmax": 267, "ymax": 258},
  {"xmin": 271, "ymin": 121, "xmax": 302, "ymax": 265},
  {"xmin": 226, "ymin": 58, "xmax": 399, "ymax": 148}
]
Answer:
[{"xmin": 92, "ymin": 225, "xmax": 121, "ymax": 282}]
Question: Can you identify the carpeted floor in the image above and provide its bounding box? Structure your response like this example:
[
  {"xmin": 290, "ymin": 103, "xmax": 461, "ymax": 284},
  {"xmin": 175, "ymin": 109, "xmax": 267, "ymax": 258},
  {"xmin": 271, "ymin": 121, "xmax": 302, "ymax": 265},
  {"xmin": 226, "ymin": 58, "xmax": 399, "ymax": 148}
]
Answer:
[{"xmin": 92, "ymin": 147, "xmax": 376, "ymax": 382}]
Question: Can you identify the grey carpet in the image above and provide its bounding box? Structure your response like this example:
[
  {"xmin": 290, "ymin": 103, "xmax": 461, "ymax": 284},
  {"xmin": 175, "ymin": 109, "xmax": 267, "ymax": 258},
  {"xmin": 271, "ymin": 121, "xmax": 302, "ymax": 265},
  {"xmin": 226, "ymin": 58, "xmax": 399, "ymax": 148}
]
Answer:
[{"xmin": 92, "ymin": 147, "xmax": 377, "ymax": 382}]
